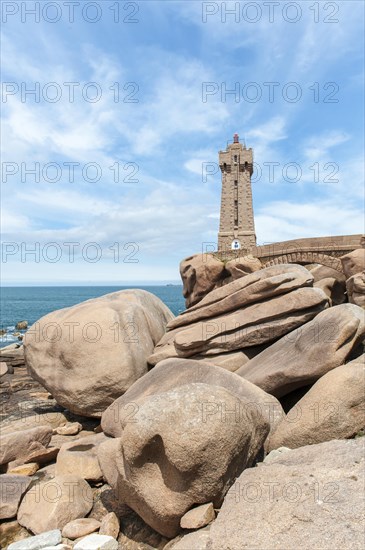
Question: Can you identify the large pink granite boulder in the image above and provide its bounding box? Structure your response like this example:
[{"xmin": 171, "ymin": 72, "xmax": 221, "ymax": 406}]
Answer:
[
  {"xmin": 237, "ymin": 304, "xmax": 365, "ymax": 397},
  {"xmin": 346, "ymin": 272, "xmax": 365, "ymax": 308},
  {"xmin": 269, "ymin": 356, "xmax": 365, "ymax": 450},
  {"xmin": 180, "ymin": 253, "xmax": 225, "ymax": 308},
  {"xmin": 193, "ymin": 439, "xmax": 365, "ymax": 550},
  {"xmin": 101, "ymin": 358, "xmax": 284, "ymax": 440},
  {"xmin": 224, "ymin": 255, "xmax": 262, "ymax": 279},
  {"xmin": 24, "ymin": 290, "xmax": 173, "ymax": 417},
  {"xmin": 98, "ymin": 382, "xmax": 269, "ymax": 538},
  {"xmin": 149, "ymin": 265, "xmax": 329, "ymax": 364},
  {"xmin": 340, "ymin": 248, "xmax": 365, "ymax": 278}
]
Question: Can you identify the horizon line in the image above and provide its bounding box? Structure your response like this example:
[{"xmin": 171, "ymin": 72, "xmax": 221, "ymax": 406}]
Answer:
[{"xmin": 0, "ymin": 281, "xmax": 183, "ymax": 287}]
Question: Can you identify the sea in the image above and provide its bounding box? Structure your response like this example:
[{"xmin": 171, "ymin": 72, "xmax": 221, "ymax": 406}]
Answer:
[{"xmin": 0, "ymin": 286, "xmax": 185, "ymax": 349}]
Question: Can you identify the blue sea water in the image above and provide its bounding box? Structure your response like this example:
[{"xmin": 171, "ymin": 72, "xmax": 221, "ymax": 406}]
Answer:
[{"xmin": 0, "ymin": 286, "xmax": 185, "ymax": 348}]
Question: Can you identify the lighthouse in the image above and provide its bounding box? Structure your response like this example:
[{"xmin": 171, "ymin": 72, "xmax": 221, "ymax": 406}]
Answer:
[{"xmin": 217, "ymin": 134, "xmax": 256, "ymax": 252}]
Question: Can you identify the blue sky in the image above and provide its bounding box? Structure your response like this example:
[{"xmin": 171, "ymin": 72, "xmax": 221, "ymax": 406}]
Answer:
[{"xmin": 1, "ymin": 0, "xmax": 364, "ymax": 284}]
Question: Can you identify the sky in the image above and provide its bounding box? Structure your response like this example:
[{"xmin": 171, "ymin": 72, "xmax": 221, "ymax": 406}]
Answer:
[{"xmin": 1, "ymin": 0, "xmax": 364, "ymax": 284}]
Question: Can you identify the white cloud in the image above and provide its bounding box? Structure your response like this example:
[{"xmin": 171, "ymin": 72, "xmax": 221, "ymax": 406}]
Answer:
[
  {"xmin": 1, "ymin": 1, "xmax": 363, "ymax": 283},
  {"xmin": 2, "ymin": 178, "xmax": 220, "ymax": 255},
  {"xmin": 0, "ymin": 211, "xmax": 31, "ymax": 233},
  {"xmin": 245, "ymin": 116, "xmax": 288, "ymax": 164},
  {"xmin": 184, "ymin": 148, "xmax": 218, "ymax": 177},
  {"xmin": 303, "ymin": 130, "xmax": 350, "ymax": 162},
  {"xmin": 256, "ymin": 199, "xmax": 363, "ymax": 243}
]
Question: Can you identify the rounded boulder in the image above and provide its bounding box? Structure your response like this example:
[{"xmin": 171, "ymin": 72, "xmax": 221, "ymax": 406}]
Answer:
[{"xmin": 24, "ymin": 290, "xmax": 174, "ymax": 417}]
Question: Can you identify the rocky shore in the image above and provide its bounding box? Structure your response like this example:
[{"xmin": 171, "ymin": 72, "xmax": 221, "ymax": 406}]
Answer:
[
  {"xmin": 0, "ymin": 321, "xmax": 28, "ymax": 347},
  {"xmin": 0, "ymin": 248, "xmax": 364, "ymax": 549}
]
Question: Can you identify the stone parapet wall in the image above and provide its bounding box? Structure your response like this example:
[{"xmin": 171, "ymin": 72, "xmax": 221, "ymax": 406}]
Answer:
[{"xmin": 214, "ymin": 234, "xmax": 364, "ymax": 270}]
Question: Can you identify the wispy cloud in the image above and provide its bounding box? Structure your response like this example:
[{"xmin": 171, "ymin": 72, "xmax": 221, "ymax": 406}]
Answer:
[
  {"xmin": 256, "ymin": 199, "xmax": 363, "ymax": 244},
  {"xmin": 1, "ymin": 1, "xmax": 363, "ymax": 282}
]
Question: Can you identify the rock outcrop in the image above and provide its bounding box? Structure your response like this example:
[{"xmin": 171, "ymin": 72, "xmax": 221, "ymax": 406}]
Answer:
[
  {"xmin": 180, "ymin": 254, "xmax": 226, "ymax": 308},
  {"xmin": 5, "ymin": 254, "xmax": 365, "ymax": 549},
  {"xmin": 99, "ymin": 381, "xmax": 269, "ymax": 537},
  {"xmin": 0, "ymin": 475, "xmax": 32, "ymax": 520},
  {"xmin": 180, "ymin": 254, "xmax": 265, "ymax": 309},
  {"xmin": 17, "ymin": 475, "xmax": 93, "ymax": 534},
  {"xmin": 55, "ymin": 433, "xmax": 108, "ymax": 481},
  {"xmin": 347, "ymin": 272, "xmax": 365, "ymax": 308},
  {"xmin": 101, "ymin": 358, "xmax": 284, "ymax": 439},
  {"xmin": 309, "ymin": 264, "xmax": 346, "ymax": 283},
  {"xmin": 149, "ymin": 265, "xmax": 329, "ymax": 364},
  {"xmin": 236, "ymin": 303, "xmax": 365, "ymax": 397},
  {"xmin": 340, "ymin": 248, "xmax": 365, "ymax": 278},
  {"xmin": 186, "ymin": 349, "xmax": 262, "ymax": 372},
  {"xmin": 309, "ymin": 264, "xmax": 346, "ymax": 305},
  {"xmin": 24, "ymin": 290, "xmax": 174, "ymax": 417},
  {"xmin": 171, "ymin": 529, "xmax": 211, "ymax": 550},
  {"xmin": 268, "ymin": 356, "xmax": 365, "ymax": 449},
  {"xmin": 0, "ymin": 426, "xmax": 53, "ymax": 466},
  {"xmin": 0, "ymin": 363, "xmax": 9, "ymax": 376},
  {"xmin": 0, "ymin": 343, "xmax": 25, "ymax": 368},
  {"xmin": 1, "ymin": 412, "xmax": 71, "ymax": 435},
  {"xmin": 339, "ymin": 249, "xmax": 365, "ymax": 309},
  {"xmin": 314, "ymin": 277, "xmax": 346, "ymax": 305},
  {"xmin": 183, "ymin": 439, "xmax": 365, "ymax": 550},
  {"xmin": 15, "ymin": 321, "xmax": 28, "ymax": 331},
  {"xmin": 224, "ymin": 255, "xmax": 263, "ymax": 279}
]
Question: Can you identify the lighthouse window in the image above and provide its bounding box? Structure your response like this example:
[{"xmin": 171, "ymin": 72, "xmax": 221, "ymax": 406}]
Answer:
[
  {"xmin": 234, "ymin": 180, "xmax": 238, "ymax": 186},
  {"xmin": 234, "ymin": 155, "xmax": 238, "ymax": 162}
]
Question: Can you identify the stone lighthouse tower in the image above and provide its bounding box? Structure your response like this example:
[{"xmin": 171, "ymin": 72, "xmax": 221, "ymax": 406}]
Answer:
[{"xmin": 218, "ymin": 133, "xmax": 256, "ymax": 252}]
